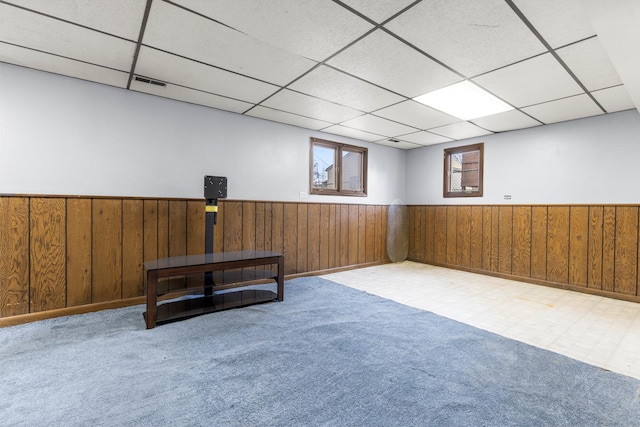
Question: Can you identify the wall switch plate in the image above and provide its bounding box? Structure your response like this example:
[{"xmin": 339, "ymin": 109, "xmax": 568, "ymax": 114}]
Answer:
[
  {"xmin": 504, "ymin": 195, "xmax": 512, "ymax": 200},
  {"xmin": 299, "ymin": 192, "xmax": 307, "ymax": 198}
]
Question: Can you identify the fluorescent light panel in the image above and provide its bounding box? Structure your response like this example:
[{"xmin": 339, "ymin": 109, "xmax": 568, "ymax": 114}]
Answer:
[{"xmin": 413, "ymin": 81, "xmax": 513, "ymax": 120}]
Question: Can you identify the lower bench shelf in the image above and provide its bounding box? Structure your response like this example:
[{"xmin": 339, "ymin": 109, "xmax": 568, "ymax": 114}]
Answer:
[{"xmin": 144, "ymin": 251, "xmax": 284, "ymax": 329}]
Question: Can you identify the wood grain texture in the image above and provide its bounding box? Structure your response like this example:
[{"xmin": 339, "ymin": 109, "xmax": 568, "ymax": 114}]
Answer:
[
  {"xmin": 614, "ymin": 207, "xmax": 638, "ymax": 295},
  {"xmin": 602, "ymin": 206, "xmax": 616, "ymax": 292},
  {"xmin": 283, "ymin": 203, "xmax": 298, "ymax": 274},
  {"xmin": 415, "ymin": 206, "xmax": 425, "ymax": 261},
  {"xmin": 530, "ymin": 206, "xmax": 547, "ymax": 280},
  {"xmin": 511, "ymin": 206, "xmax": 531, "ymax": 278},
  {"xmin": 242, "ymin": 202, "xmax": 256, "ymax": 252},
  {"xmin": 169, "ymin": 200, "xmax": 187, "ymax": 257},
  {"xmin": 456, "ymin": 206, "xmax": 471, "ymax": 267},
  {"xmin": 446, "ymin": 206, "xmax": 457, "ymax": 265},
  {"xmin": 92, "ymin": 199, "xmax": 122, "ymax": 303},
  {"xmin": 223, "ymin": 201, "xmax": 243, "ymax": 253},
  {"xmin": 497, "ymin": 206, "xmax": 512, "ymax": 274},
  {"xmin": 587, "ymin": 206, "xmax": 603, "ymax": 290},
  {"xmin": 255, "ymin": 202, "xmax": 265, "ymax": 252},
  {"xmin": 143, "ymin": 200, "xmax": 158, "ymax": 263},
  {"xmin": 470, "ymin": 206, "xmax": 483, "ymax": 270},
  {"xmin": 434, "ymin": 206, "xmax": 447, "ymax": 264},
  {"xmin": 408, "ymin": 206, "xmax": 416, "ymax": 260},
  {"xmin": 569, "ymin": 206, "xmax": 588, "ymax": 287},
  {"xmin": 157, "ymin": 200, "xmax": 169, "ymax": 259},
  {"xmin": 29, "ymin": 198, "xmax": 66, "ymax": 312},
  {"xmin": 307, "ymin": 203, "xmax": 321, "ymax": 272},
  {"xmin": 490, "ymin": 206, "xmax": 499, "ymax": 272},
  {"xmin": 0, "ymin": 198, "xmax": 30, "ymax": 317},
  {"xmin": 297, "ymin": 204, "xmax": 308, "ymax": 273},
  {"xmin": 357, "ymin": 205, "xmax": 367, "ymax": 265},
  {"xmin": 319, "ymin": 204, "xmax": 330, "ymax": 270},
  {"xmin": 328, "ymin": 205, "xmax": 337, "ymax": 268},
  {"xmin": 348, "ymin": 205, "xmax": 359, "ymax": 266},
  {"xmin": 546, "ymin": 206, "xmax": 570, "ymax": 284},
  {"xmin": 482, "ymin": 206, "xmax": 492, "ymax": 271},
  {"xmin": 339, "ymin": 205, "xmax": 350, "ymax": 267},
  {"xmin": 424, "ymin": 206, "xmax": 435, "ymax": 263},
  {"xmin": 271, "ymin": 203, "xmax": 284, "ymax": 256},
  {"xmin": 186, "ymin": 200, "xmax": 206, "ymax": 287},
  {"xmin": 66, "ymin": 198, "xmax": 92, "ymax": 307},
  {"xmin": 122, "ymin": 200, "xmax": 144, "ymax": 298},
  {"xmin": 214, "ymin": 200, "xmax": 225, "ymax": 253},
  {"xmin": 366, "ymin": 206, "xmax": 376, "ymax": 263}
]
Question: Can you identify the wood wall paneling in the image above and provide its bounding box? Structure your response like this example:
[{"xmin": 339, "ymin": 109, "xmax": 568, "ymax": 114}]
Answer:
[
  {"xmin": 122, "ymin": 199, "xmax": 144, "ymax": 299},
  {"xmin": 29, "ymin": 198, "xmax": 66, "ymax": 312},
  {"xmin": 434, "ymin": 206, "xmax": 447, "ymax": 264},
  {"xmin": 456, "ymin": 206, "xmax": 471, "ymax": 267},
  {"xmin": 446, "ymin": 206, "xmax": 457, "ymax": 265},
  {"xmin": 546, "ymin": 206, "xmax": 570, "ymax": 284},
  {"xmin": 602, "ymin": 206, "xmax": 616, "ymax": 292},
  {"xmin": 481, "ymin": 206, "xmax": 492, "ymax": 271},
  {"xmin": 568, "ymin": 206, "xmax": 589, "ymax": 287},
  {"xmin": 469, "ymin": 206, "xmax": 483, "ymax": 270},
  {"xmin": 0, "ymin": 197, "xmax": 29, "ymax": 317},
  {"xmin": 614, "ymin": 207, "xmax": 638, "ymax": 295},
  {"xmin": 498, "ymin": 206, "xmax": 513, "ymax": 274},
  {"xmin": 348, "ymin": 205, "xmax": 359, "ymax": 266},
  {"xmin": 91, "ymin": 199, "xmax": 122, "ymax": 303},
  {"xmin": 66, "ymin": 198, "xmax": 92, "ymax": 307},
  {"xmin": 530, "ymin": 206, "xmax": 548, "ymax": 281},
  {"xmin": 587, "ymin": 206, "xmax": 604, "ymax": 290},
  {"xmin": 511, "ymin": 206, "xmax": 531, "ymax": 278},
  {"xmin": 424, "ymin": 206, "xmax": 435, "ymax": 263},
  {"xmin": 297, "ymin": 203, "xmax": 308, "ymax": 273},
  {"xmin": 490, "ymin": 206, "xmax": 499, "ymax": 272},
  {"xmin": 283, "ymin": 203, "xmax": 298, "ymax": 274},
  {"xmin": 307, "ymin": 203, "xmax": 320, "ymax": 272}
]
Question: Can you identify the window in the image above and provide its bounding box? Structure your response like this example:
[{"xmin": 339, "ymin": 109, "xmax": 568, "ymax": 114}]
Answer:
[
  {"xmin": 444, "ymin": 143, "xmax": 483, "ymax": 198},
  {"xmin": 310, "ymin": 138, "xmax": 367, "ymax": 196}
]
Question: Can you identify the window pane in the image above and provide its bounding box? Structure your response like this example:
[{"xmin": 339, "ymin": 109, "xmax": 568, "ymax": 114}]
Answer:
[
  {"xmin": 342, "ymin": 150, "xmax": 362, "ymax": 191},
  {"xmin": 313, "ymin": 145, "xmax": 337, "ymax": 190},
  {"xmin": 443, "ymin": 143, "xmax": 483, "ymax": 198}
]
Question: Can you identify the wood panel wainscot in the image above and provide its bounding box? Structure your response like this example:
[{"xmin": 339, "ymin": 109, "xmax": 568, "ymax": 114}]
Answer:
[
  {"xmin": 0, "ymin": 195, "xmax": 389, "ymax": 326},
  {"xmin": 408, "ymin": 205, "xmax": 640, "ymax": 303}
]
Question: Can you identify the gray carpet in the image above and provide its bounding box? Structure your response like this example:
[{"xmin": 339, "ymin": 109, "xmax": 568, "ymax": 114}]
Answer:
[{"xmin": 1, "ymin": 277, "xmax": 639, "ymax": 427}]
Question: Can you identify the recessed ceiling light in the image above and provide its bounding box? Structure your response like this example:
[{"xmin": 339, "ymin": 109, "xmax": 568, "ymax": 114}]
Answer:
[{"xmin": 413, "ymin": 81, "xmax": 513, "ymax": 120}]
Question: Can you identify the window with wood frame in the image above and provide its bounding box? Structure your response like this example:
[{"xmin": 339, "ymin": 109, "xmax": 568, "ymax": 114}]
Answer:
[
  {"xmin": 310, "ymin": 137, "xmax": 367, "ymax": 196},
  {"xmin": 443, "ymin": 143, "xmax": 483, "ymax": 198}
]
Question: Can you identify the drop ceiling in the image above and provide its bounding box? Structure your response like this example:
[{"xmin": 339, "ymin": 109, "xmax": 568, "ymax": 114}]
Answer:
[{"xmin": 0, "ymin": 0, "xmax": 637, "ymax": 150}]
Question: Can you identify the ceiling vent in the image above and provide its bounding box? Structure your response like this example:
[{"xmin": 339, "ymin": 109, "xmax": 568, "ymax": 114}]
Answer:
[
  {"xmin": 388, "ymin": 138, "xmax": 400, "ymax": 143},
  {"xmin": 134, "ymin": 76, "xmax": 167, "ymax": 88}
]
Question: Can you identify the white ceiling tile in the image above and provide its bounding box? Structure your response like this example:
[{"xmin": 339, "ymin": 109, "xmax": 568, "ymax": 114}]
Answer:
[
  {"xmin": 385, "ymin": 0, "xmax": 546, "ymax": 77},
  {"xmin": 429, "ymin": 122, "xmax": 494, "ymax": 140},
  {"xmin": 246, "ymin": 106, "xmax": 333, "ymax": 130},
  {"xmin": 374, "ymin": 139, "xmax": 422, "ymax": 150},
  {"xmin": 3, "ymin": 0, "xmax": 147, "ymax": 41},
  {"xmin": 327, "ymin": 30, "xmax": 463, "ymax": 98},
  {"xmin": 396, "ymin": 131, "xmax": 454, "ymax": 146},
  {"xmin": 374, "ymin": 100, "xmax": 461, "ymax": 130},
  {"xmin": 473, "ymin": 53, "xmax": 584, "ymax": 107},
  {"xmin": 512, "ymin": 0, "xmax": 596, "ymax": 48},
  {"xmin": 471, "ymin": 110, "xmax": 542, "ymax": 132},
  {"xmin": 261, "ymin": 89, "xmax": 362, "ymax": 123},
  {"xmin": 135, "ymin": 47, "xmax": 279, "ymax": 104},
  {"xmin": 0, "ymin": 3, "xmax": 136, "ymax": 71},
  {"xmin": 591, "ymin": 85, "xmax": 636, "ymax": 113},
  {"xmin": 130, "ymin": 79, "xmax": 253, "ymax": 113},
  {"xmin": 288, "ymin": 65, "xmax": 404, "ymax": 112},
  {"xmin": 338, "ymin": 0, "xmax": 417, "ymax": 23},
  {"xmin": 521, "ymin": 94, "xmax": 604, "ymax": 124},
  {"xmin": 143, "ymin": 1, "xmax": 316, "ymax": 86},
  {"xmin": 0, "ymin": 42, "xmax": 129, "ymax": 88},
  {"xmin": 171, "ymin": 0, "xmax": 374, "ymax": 62},
  {"xmin": 340, "ymin": 114, "xmax": 418, "ymax": 137},
  {"xmin": 557, "ymin": 37, "xmax": 622, "ymax": 91},
  {"xmin": 322, "ymin": 125, "xmax": 384, "ymax": 142}
]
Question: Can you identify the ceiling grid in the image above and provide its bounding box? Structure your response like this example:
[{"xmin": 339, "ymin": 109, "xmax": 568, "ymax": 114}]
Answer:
[{"xmin": 0, "ymin": 0, "xmax": 636, "ymax": 149}]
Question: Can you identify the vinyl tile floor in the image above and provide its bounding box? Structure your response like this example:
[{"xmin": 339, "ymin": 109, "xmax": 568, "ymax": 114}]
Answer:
[{"xmin": 322, "ymin": 261, "xmax": 640, "ymax": 381}]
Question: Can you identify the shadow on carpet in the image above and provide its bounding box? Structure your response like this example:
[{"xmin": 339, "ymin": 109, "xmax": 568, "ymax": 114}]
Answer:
[{"xmin": 1, "ymin": 277, "xmax": 639, "ymax": 426}]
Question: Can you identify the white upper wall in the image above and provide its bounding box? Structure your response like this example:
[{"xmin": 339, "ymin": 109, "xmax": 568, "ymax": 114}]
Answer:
[
  {"xmin": 0, "ymin": 63, "xmax": 406, "ymax": 204},
  {"xmin": 406, "ymin": 108, "xmax": 640, "ymax": 205}
]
